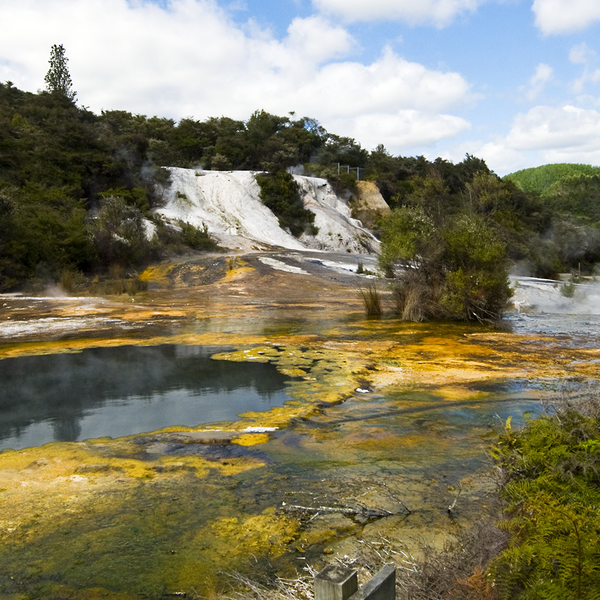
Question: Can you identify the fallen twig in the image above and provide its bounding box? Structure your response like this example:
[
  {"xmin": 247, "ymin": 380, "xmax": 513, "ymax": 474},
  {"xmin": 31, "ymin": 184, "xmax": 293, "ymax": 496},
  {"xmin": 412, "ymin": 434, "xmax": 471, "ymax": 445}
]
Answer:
[{"xmin": 281, "ymin": 502, "xmax": 392, "ymax": 519}]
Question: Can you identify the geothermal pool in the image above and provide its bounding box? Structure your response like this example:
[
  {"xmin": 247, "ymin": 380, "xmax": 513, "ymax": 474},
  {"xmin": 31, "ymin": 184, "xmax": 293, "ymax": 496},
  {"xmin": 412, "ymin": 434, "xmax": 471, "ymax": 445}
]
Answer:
[{"xmin": 0, "ymin": 344, "xmax": 292, "ymax": 451}]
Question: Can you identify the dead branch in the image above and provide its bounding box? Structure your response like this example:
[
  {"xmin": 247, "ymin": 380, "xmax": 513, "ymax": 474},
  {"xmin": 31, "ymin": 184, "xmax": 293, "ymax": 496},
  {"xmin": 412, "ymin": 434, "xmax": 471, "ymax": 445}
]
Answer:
[
  {"xmin": 379, "ymin": 481, "xmax": 412, "ymax": 514},
  {"xmin": 281, "ymin": 502, "xmax": 392, "ymax": 520},
  {"xmin": 447, "ymin": 485, "xmax": 463, "ymax": 514}
]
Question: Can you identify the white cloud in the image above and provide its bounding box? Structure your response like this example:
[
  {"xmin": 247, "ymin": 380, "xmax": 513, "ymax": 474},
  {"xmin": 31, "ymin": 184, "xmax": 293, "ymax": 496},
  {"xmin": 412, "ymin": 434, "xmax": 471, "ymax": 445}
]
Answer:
[
  {"xmin": 333, "ymin": 111, "xmax": 470, "ymax": 153},
  {"xmin": 570, "ymin": 42, "xmax": 596, "ymax": 65},
  {"xmin": 568, "ymin": 43, "xmax": 600, "ymax": 93},
  {"xmin": 285, "ymin": 16, "xmax": 355, "ymax": 66},
  {"xmin": 313, "ymin": 0, "xmax": 484, "ymax": 27},
  {"xmin": 533, "ymin": 0, "xmax": 600, "ymax": 35},
  {"xmin": 506, "ymin": 105, "xmax": 600, "ymax": 150},
  {"xmin": 0, "ymin": 0, "xmax": 473, "ymax": 154},
  {"xmin": 289, "ymin": 47, "xmax": 471, "ymax": 118},
  {"xmin": 444, "ymin": 140, "xmax": 528, "ymax": 176},
  {"xmin": 456, "ymin": 105, "xmax": 600, "ymax": 175},
  {"xmin": 524, "ymin": 63, "xmax": 553, "ymax": 102}
]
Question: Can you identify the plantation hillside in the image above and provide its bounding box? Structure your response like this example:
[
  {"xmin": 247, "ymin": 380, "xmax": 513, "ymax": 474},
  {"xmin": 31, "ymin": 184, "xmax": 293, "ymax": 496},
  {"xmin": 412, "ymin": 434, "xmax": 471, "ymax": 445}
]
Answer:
[{"xmin": 504, "ymin": 163, "xmax": 600, "ymax": 195}]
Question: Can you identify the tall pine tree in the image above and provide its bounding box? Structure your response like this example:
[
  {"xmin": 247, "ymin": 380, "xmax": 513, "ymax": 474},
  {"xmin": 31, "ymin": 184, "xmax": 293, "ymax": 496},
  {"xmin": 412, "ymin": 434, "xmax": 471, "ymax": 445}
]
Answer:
[{"xmin": 44, "ymin": 44, "xmax": 76, "ymax": 101}]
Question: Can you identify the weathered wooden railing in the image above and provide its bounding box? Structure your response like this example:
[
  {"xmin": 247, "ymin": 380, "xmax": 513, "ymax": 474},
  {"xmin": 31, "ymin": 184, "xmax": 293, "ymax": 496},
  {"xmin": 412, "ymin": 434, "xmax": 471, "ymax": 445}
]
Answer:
[{"xmin": 314, "ymin": 564, "xmax": 396, "ymax": 600}]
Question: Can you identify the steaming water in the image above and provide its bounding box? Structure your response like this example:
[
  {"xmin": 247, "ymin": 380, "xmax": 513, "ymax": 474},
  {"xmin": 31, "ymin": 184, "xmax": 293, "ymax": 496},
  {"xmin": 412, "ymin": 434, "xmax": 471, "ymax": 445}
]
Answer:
[
  {"xmin": 0, "ymin": 345, "xmax": 291, "ymax": 451},
  {"xmin": 507, "ymin": 312, "xmax": 600, "ymax": 348}
]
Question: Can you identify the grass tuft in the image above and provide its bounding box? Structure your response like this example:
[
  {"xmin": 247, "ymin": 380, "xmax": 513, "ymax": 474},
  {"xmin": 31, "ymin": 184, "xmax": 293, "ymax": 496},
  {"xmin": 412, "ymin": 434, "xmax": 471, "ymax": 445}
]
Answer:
[{"xmin": 359, "ymin": 282, "xmax": 382, "ymax": 317}]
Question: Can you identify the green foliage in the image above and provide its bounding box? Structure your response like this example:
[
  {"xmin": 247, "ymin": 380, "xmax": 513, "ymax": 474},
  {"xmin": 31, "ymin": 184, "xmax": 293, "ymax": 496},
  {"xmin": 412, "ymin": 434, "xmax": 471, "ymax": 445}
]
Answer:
[
  {"xmin": 256, "ymin": 171, "xmax": 317, "ymax": 238},
  {"xmin": 379, "ymin": 173, "xmax": 513, "ymax": 322},
  {"xmin": 305, "ymin": 163, "xmax": 358, "ymax": 196},
  {"xmin": 440, "ymin": 214, "xmax": 511, "ymax": 320},
  {"xmin": 490, "ymin": 396, "xmax": 600, "ymax": 599},
  {"xmin": 44, "ymin": 44, "xmax": 76, "ymax": 101},
  {"xmin": 91, "ymin": 196, "xmax": 151, "ymax": 266},
  {"xmin": 98, "ymin": 187, "xmax": 150, "ymax": 212},
  {"xmin": 503, "ymin": 168, "xmax": 600, "ymax": 273},
  {"xmin": 4, "ymin": 74, "xmax": 600, "ymax": 291},
  {"xmin": 179, "ymin": 221, "xmax": 220, "ymax": 251},
  {"xmin": 504, "ymin": 163, "xmax": 600, "ymax": 196},
  {"xmin": 6, "ymin": 184, "xmax": 93, "ymax": 279},
  {"xmin": 150, "ymin": 217, "xmax": 220, "ymax": 255},
  {"xmin": 560, "ymin": 281, "xmax": 576, "ymax": 297},
  {"xmin": 545, "ymin": 174, "xmax": 600, "ymax": 222}
]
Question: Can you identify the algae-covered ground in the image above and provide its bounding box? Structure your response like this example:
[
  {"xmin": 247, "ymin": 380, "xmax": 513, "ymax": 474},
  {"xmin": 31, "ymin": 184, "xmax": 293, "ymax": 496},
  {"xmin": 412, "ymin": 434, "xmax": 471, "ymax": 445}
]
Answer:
[{"xmin": 0, "ymin": 253, "xmax": 598, "ymax": 599}]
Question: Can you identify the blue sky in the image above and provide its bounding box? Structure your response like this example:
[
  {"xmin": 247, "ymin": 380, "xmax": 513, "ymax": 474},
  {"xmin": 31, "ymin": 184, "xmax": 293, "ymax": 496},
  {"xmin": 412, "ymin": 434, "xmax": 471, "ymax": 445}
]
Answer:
[{"xmin": 3, "ymin": 0, "xmax": 600, "ymax": 174}]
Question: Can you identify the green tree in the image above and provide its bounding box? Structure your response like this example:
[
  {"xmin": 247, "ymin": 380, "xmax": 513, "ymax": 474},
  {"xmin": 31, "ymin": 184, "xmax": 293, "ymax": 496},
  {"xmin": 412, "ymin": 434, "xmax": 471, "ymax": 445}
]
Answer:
[
  {"xmin": 91, "ymin": 196, "xmax": 150, "ymax": 266},
  {"xmin": 44, "ymin": 44, "xmax": 76, "ymax": 101},
  {"xmin": 380, "ymin": 177, "xmax": 512, "ymax": 322}
]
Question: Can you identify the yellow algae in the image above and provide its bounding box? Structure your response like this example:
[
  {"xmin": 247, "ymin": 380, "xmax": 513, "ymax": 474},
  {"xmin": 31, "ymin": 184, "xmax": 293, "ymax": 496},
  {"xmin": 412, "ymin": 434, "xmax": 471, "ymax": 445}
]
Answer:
[
  {"xmin": 279, "ymin": 366, "xmax": 312, "ymax": 377},
  {"xmin": 207, "ymin": 512, "xmax": 298, "ymax": 556},
  {"xmin": 139, "ymin": 262, "xmax": 175, "ymax": 287},
  {"xmin": 233, "ymin": 433, "xmax": 271, "ymax": 446},
  {"xmin": 157, "ymin": 512, "xmax": 300, "ymax": 595},
  {"xmin": 223, "ymin": 261, "xmax": 254, "ymax": 280}
]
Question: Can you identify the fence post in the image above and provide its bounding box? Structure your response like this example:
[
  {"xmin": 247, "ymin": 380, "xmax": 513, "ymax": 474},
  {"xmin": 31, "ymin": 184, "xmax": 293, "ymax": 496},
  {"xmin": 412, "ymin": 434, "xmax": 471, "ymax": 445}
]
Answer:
[
  {"xmin": 347, "ymin": 565, "xmax": 396, "ymax": 600},
  {"xmin": 314, "ymin": 565, "xmax": 358, "ymax": 600}
]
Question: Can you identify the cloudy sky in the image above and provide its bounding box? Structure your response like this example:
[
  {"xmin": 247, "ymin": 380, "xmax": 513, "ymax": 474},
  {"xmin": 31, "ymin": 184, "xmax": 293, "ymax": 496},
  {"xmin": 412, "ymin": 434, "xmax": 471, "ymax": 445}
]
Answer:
[{"xmin": 2, "ymin": 0, "xmax": 600, "ymax": 174}]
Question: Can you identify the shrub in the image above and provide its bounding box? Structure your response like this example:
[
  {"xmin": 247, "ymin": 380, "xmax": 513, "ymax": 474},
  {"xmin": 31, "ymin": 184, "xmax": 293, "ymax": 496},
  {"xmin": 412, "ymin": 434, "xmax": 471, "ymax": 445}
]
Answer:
[
  {"xmin": 91, "ymin": 196, "xmax": 151, "ymax": 266},
  {"xmin": 256, "ymin": 171, "xmax": 316, "ymax": 237},
  {"xmin": 179, "ymin": 221, "xmax": 220, "ymax": 251},
  {"xmin": 489, "ymin": 391, "xmax": 600, "ymax": 599},
  {"xmin": 561, "ymin": 281, "xmax": 576, "ymax": 297},
  {"xmin": 380, "ymin": 206, "xmax": 511, "ymax": 322}
]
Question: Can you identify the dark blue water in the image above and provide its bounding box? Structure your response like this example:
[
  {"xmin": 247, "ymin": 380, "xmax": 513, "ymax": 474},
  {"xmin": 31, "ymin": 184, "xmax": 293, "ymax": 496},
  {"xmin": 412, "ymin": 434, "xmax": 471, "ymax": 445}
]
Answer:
[{"xmin": 0, "ymin": 345, "xmax": 291, "ymax": 451}]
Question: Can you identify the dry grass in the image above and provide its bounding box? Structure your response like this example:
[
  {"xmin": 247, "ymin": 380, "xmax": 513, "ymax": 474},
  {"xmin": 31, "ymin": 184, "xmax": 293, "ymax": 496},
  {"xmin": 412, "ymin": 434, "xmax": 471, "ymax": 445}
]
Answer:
[
  {"xmin": 391, "ymin": 280, "xmax": 432, "ymax": 322},
  {"xmin": 219, "ymin": 522, "xmax": 507, "ymax": 600},
  {"xmin": 359, "ymin": 283, "xmax": 382, "ymax": 317},
  {"xmin": 91, "ymin": 276, "xmax": 148, "ymax": 296}
]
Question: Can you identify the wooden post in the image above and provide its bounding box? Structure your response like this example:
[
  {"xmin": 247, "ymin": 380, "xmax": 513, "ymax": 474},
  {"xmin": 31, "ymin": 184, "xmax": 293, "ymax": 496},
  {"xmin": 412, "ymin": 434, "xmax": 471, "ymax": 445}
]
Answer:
[
  {"xmin": 348, "ymin": 565, "xmax": 396, "ymax": 600},
  {"xmin": 314, "ymin": 565, "xmax": 358, "ymax": 600}
]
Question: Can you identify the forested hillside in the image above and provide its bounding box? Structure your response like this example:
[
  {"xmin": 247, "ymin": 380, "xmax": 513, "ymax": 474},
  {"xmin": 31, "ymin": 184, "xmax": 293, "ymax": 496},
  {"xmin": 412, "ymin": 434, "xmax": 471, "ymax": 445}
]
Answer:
[
  {"xmin": 504, "ymin": 163, "xmax": 600, "ymax": 195},
  {"xmin": 504, "ymin": 164, "xmax": 600, "ymax": 276},
  {"xmin": 1, "ymin": 80, "xmax": 598, "ymax": 307}
]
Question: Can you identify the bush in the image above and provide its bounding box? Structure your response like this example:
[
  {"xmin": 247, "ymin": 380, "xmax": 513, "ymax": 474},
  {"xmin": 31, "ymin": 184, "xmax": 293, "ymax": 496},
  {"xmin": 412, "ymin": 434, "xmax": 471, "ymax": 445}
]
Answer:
[
  {"xmin": 179, "ymin": 221, "xmax": 220, "ymax": 251},
  {"xmin": 256, "ymin": 171, "xmax": 316, "ymax": 237},
  {"xmin": 561, "ymin": 281, "xmax": 576, "ymax": 297},
  {"xmin": 380, "ymin": 206, "xmax": 511, "ymax": 322},
  {"xmin": 489, "ymin": 390, "xmax": 600, "ymax": 599},
  {"xmin": 91, "ymin": 196, "xmax": 151, "ymax": 266}
]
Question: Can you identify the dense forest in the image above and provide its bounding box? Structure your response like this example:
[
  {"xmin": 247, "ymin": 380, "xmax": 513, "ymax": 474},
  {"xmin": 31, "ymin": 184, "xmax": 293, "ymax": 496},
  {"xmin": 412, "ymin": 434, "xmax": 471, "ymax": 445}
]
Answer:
[{"xmin": 1, "ymin": 75, "xmax": 599, "ymax": 309}]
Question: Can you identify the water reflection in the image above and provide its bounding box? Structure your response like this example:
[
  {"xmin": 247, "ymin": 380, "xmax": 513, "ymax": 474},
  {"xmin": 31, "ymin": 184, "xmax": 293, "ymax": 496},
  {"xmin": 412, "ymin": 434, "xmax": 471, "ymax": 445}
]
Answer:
[{"xmin": 0, "ymin": 345, "xmax": 291, "ymax": 450}]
